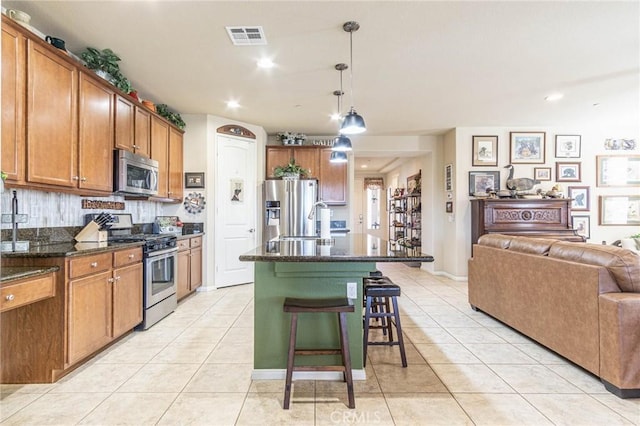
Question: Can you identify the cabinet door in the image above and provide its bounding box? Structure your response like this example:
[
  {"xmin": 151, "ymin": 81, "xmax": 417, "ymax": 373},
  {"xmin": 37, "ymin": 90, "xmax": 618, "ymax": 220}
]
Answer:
[
  {"xmin": 112, "ymin": 262, "xmax": 143, "ymax": 337},
  {"xmin": 1, "ymin": 23, "xmax": 26, "ymax": 183},
  {"xmin": 134, "ymin": 106, "xmax": 151, "ymax": 157},
  {"xmin": 265, "ymin": 146, "xmax": 292, "ymax": 178},
  {"xmin": 190, "ymin": 247, "xmax": 203, "ymax": 291},
  {"xmin": 68, "ymin": 271, "xmax": 112, "ymax": 364},
  {"xmin": 177, "ymin": 249, "xmax": 190, "ymax": 300},
  {"xmin": 292, "ymin": 147, "xmax": 320, "ymax": 178},
  {"xmin": 78, "ymin": 73, "xmax": 114, "ymax": 192},
  {"xmin": 151, "ymin": 116, "xmax": 169, "ymax": 198},
  {"xmin": 168, "ymin": 127, "xmax": 184, "ymax": 201},
  {"xmin": 27, "ymin": 40, "xmax": 78, "ymax": 188},
  {"xmin": 114, "ymin": 94, "xmax": 134, "ymax": 152},
  {"xmin": 319, "ymin": 148, "xmax": 347, "ymax": 205}
]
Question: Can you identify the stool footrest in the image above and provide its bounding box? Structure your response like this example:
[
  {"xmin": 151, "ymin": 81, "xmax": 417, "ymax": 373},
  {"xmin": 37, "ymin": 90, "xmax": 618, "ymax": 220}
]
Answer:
[
  {"xmin": 367, "ymin": 341, "xmax": 401, "ymax": 347},
  {"xmin": 295, "ymin": 349, "xmax": 342, "ymax": 356}
]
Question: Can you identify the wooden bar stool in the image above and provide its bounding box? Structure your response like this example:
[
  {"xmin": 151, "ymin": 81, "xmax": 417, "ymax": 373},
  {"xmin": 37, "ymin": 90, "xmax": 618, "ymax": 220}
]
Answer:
[
  {"xmin": 283, "ymin": 297, "xmax": 355, "ymax": 409},
  {"xmin": 362, "ymin": 277, "xmax": 407, "ymax": 368}
]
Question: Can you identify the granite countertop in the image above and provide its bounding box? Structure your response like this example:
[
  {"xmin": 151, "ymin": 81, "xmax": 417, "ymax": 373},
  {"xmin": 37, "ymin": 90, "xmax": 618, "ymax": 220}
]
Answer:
[
  {"xmin": 1, "ymin": 265, "xmax": 60, "ymax": 283},
  {"xmin": 239, "ymin": 233, "xmax": 434, "ymax": 263},
  {"xmin": 176, "ymin": 232, "xmax": 205, "ymax": 240},
  {"xmin": 0, "ymin": 240, "xmax": 144, "ymax": 258}
]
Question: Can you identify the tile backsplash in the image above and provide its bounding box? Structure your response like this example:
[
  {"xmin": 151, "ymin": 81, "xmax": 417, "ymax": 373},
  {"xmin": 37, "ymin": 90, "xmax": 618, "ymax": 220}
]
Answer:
[{"xmin": 0, "ymin": 188, "xmax": 164, "ymax": 230}]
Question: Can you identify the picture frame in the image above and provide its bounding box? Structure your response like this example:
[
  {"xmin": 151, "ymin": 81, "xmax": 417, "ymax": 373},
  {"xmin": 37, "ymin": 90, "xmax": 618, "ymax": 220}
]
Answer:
[
  {"xmin": 533, "ymin": 167, "xmax": 552, "ymax": 181},
  {"xmin": 596, "ymin": 155, "xmax": 640, "ymax": 187},
  {"xmin": 572, "ymin": 215, "xmax": 590, "ymax": 239},
  {"xmin": 599, "ymin": 195, "xmax": 640, "ymax": 225},
  {"xmin": 185, "ymin": 172, "xmax": 205, "ymax": 189},
  {"xmin": 445, "ymin": 164, "xmax": 453, "ymax": 192},
  {"xmin": 568, "ymin": 186, "xmax": 590, "ymax": 211},
  {"xmin": 556, "ymin": 162, "xmax": 581, "ymax": 182},
  {"xmin": 555, "ymin": 135, "xmax": 581, "ymax": 158},
  {"xmin": 407, "ymin": 171, "xmax": 421, "ymax": 195},
  {"xmin": 472, "ymin": 135, "xmax": 498, "ymax": 166},
  {"xmin": 510, "ymin": 131, "xmax": 545, "ymax": 164},
  {"xmin": 468, "ymin": 171, "xmax": 500, "ymax": 196}
]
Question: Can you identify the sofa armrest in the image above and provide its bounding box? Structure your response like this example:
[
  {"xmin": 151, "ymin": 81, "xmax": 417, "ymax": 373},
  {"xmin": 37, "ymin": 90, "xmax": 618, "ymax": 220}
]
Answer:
[{"xmin": 599, "ymin": 292, "xmax": 640, "ymax": 395}]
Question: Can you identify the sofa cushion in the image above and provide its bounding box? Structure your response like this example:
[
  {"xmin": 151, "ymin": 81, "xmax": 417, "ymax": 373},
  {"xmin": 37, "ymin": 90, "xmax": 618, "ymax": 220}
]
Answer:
[
  {"xmin": 549, "ymin": 242, "xmax": 640, "ymax": 293},
  {"xmin": 478, "ymin": 234, "xmax": 512, "ymax": 249},
  {"xmin": 508, "ymin": 236, "xmax": 556, "ymax": 255}
]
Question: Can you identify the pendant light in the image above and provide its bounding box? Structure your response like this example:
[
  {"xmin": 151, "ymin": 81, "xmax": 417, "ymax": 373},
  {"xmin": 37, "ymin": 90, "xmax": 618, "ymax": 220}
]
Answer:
[
  {"xmin": 332, "ymin": 63, "xmax": 352, "ymax": 152},
  {"xmin": 340, "ymin": 21, "xmax": 366, "ymax": 135},
  {"xmin": 330, "ymin": 151, "xmax": 348, "ymax": 163}
]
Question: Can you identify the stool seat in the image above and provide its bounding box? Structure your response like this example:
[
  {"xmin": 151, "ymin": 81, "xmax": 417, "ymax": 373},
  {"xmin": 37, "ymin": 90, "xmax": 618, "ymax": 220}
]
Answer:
[
  {"xmin": 364, "ymin": 284, "xmax": 401, "ymax": 298},
  {"xmin": 284, "ymin": 297, "xmax": 354, "ymax": 313}
]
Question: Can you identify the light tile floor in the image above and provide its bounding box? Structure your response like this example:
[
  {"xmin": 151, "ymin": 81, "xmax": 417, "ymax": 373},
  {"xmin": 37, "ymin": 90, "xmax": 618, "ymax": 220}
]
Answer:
[{"xmin": 1, "ymin": 263, "xmax": 639, "ymax": 425}]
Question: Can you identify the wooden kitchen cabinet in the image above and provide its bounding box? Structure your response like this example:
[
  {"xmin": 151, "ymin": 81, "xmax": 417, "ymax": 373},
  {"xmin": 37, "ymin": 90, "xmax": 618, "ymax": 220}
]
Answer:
[
  {"xmin": 26, "ymin": 38, "xmax": 78, "ymax": 189},
  {"xmin": 151, "ymin": 115, "xmax": 170, "ymax": 198},
  {"xmin": 168, "ymin": 127, "xmax": 184, "ymax": 202},
  {"xmin": 115, "ymin": 93, "xmax": 152, "ymax": 158},
  {"xmin": 1, "ymin": 22, "xmax": 26, "ymax": 184},
  {"xmin": 319, "ymin": 148, "xmax": 347, "ymax": 205},
  {"xmin": 112, "ymin": 261, "xmax": 143, "ymax": 337},
  {"xmin": 265, "ymin": 146, "xmax": 319, "ymax": 179},
  {"xmin": 78, "ymin": 72, "xmax": 114, "ymax": 192},
  {"xmin": 176, "ymin": 236, "xmax": 203, "ymax": 300}
]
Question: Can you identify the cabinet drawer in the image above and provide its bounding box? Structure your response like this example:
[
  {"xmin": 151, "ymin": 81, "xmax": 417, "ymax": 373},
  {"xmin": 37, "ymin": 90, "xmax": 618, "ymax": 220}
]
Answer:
[
  {"xmin": 190, "ymin": 236, "xmax": 202, "ymax": 249},
  {"xmin": 177, "ymin": 239, "xmax": 190, "ymax": 251},
  {"xmin": 113, "ymin": 247, "xmax": 142, "ymax": 268},
  {"xmin": 1, "ymin": 273, "xmax": 55, "ymax": 313},
  {"xmin": 69, "ymin": 252, "xmax": 112, "ymax": 279}
]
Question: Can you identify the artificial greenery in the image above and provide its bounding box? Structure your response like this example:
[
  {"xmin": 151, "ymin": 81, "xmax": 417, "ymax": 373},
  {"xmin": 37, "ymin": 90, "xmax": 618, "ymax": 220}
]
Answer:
[
  {"xmin": 155, "ymin": 104, "xmax": 186, "ymax": 130},
  {"xmin": 81, "ymin": 47, "xmax": 133, "ymax": 94},
  {"xmin": 273, "ymin": 158, "xmax": 310, "ymax": 178},
  {"xmin": 631, "ymin": 233, "xmax": 640, "ymax": 239}
]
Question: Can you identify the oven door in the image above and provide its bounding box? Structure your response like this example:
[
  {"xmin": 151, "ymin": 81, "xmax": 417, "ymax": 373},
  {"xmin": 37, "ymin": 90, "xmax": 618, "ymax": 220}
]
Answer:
[{"xmin": 144, "ymin": 248, "xmax": 178, "ymax": 308}]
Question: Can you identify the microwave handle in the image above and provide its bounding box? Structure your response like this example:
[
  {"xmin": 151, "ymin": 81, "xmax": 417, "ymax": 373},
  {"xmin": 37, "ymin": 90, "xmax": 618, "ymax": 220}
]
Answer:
[{"xmin": 148, "ymin": 170, "xmax": 158, "ymax": 192}]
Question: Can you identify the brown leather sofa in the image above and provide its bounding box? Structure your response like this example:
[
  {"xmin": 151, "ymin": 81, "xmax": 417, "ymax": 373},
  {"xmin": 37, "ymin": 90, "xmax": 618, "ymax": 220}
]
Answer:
[{"xmin": 468, "ymin": 234, "xmax": 640, "ymax": 398}]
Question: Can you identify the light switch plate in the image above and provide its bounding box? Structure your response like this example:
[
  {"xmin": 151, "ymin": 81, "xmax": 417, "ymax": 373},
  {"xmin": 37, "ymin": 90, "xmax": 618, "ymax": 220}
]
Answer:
[{"xmin": 346, "ymin": 282, "xmax": 357, "ymax": 299}]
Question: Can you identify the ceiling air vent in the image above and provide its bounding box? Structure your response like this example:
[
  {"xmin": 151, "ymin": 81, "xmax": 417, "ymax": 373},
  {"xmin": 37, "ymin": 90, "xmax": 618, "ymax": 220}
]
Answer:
[{"xmin": 225, "ymin": 26, "xmax": 267, "ymax": 45}]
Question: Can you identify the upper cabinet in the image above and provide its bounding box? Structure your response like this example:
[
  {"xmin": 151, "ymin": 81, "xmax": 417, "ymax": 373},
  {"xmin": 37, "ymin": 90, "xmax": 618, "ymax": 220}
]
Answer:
[
  {"xmin": 1, "ymin": 22, "xmax": 26, "ymax": 183},
  {"xmin": 0, "ymin": 16, "xmax": 184, "ymax": 200},
  {"xmin": 265, "ymin": 145, "xmax": 347, "ymax": 205}
]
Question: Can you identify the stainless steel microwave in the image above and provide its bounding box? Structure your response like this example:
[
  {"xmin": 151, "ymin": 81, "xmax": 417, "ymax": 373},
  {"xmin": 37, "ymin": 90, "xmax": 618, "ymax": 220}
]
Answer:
[{"xmin": 114, "ymin": 149, "xmax": 159, "ymax": 196}]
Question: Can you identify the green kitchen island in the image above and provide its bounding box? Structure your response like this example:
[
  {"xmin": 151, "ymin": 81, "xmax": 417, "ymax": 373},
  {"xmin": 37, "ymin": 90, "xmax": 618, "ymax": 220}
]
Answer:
[{"xmin": 239, "ymin": 234, "xmax": 434, "ymax": 380}]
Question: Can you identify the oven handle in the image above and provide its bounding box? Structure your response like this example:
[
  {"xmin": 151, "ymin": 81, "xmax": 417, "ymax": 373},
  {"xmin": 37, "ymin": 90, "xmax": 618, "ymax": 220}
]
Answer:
[{"xmin": 145, "ymin": 247, "xmax": 178, "ymax": 258}]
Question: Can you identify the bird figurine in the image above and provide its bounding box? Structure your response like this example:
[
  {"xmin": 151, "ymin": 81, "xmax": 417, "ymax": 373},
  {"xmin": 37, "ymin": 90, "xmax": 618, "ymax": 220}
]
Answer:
[{"xmin": 504, "ymin": 164, "xmax": 540, "ymax": 196}]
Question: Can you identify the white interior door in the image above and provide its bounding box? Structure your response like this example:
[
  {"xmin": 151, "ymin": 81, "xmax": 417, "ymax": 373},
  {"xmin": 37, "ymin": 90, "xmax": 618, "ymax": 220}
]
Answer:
[{"xmin": 215, "ymin": 135, "xmax": 257, "ymax": 287}]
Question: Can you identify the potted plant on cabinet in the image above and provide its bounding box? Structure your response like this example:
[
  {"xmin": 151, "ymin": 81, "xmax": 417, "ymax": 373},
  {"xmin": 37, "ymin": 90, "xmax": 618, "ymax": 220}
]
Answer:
[
  {"xmin": 80, "ymin": 47, "xmax": 135, "ymax": 96},
  {"xmin": 273, "ymin": 158, "xmax": 310, "ymax": 180},
  {"xmin": 155, "ymin": 104, "xmax": 186, "ymax": 130}
]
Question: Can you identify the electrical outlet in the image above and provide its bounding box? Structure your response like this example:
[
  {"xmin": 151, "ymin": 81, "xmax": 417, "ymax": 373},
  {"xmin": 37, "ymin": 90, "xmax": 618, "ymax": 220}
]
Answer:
[{"xmin": 346, "ymin": 282, "xmax": 357, "ymax": 299}]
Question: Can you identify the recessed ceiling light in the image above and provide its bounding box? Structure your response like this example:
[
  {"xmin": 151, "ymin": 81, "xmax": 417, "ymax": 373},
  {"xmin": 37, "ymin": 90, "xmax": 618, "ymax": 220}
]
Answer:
[
  {"xmin": 331, "ymin": 113, "xmax": 341, "ymax": 121},
  {"xmin": 545, "ymin": 93, "xmax": 564, "ymax": 102},
  {"xmin": 257, "ymin": 58, "xmax": 274, "ymax": 69},
  {"xmin": 361, "ymin": 164, "xmax": 368, "ymax": 168},
  {"xmin": 227, "ymin": 100, "xmax": 240, "ymax": 109}
]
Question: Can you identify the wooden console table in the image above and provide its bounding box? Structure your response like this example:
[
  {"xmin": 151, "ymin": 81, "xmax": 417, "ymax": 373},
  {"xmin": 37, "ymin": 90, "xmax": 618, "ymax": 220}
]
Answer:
[{"xmin": 470, "ymin": 198, "xmax": 585, "ymax": 251}]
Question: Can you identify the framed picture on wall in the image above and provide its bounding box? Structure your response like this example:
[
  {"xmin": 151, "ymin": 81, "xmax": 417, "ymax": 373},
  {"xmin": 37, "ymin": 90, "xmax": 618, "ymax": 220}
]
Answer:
[
  {"xmin": 572, "ymin": 215, "xmax": 590, "ymax": 239},
  {"xmin": 568, "ymin": 186, "xmax": 590, "ymax": 211},
  {"xmin": 599, "ymin": 195, "xmax": 640, "ymax": 225},
  {"xmin": 596, "ymin": 155, "xmax": 640, "ymax": 187},
  {"xmin": 472, "ymin": 135, "xmax": 498, "ymax": 166},
  {"xmin": 555, "ymin": 135, "xmax": 581, "ymax": 158},
  {"xmin": 556, "ymin": 162, "xmax": 581, "ymax": 182},
  {"xmin": 185, "ymin": 172, "xmax": 205, "ymax": 189},
  {"xmin": 468, "ymin": 171, "xmax": 500, "ymax": 196},
  {"xmin": 510, "ymin": 131, "xmax": 546, "ymax": 164},
  {"xmin": 534, "ymin": 167, "xmax": 552, "ymax": 181}
]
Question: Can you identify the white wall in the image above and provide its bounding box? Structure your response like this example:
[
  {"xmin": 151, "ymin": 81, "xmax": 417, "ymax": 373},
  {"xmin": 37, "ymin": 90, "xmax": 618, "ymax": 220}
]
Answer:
[
  {"xmin": 163, "ymin": 114, "xmax": 267, "ymax": 289},
  {"xmin": 447, "ymin": 124, "xmax": 640, "ymax": 278}
]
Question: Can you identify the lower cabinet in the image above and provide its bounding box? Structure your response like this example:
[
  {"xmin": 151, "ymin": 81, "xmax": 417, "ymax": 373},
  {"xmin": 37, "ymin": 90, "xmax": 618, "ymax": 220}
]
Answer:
[
  {"xmin": 67, "ymin": 247, "xmax": 142, "ymax": 365},
  {"xmin": 177, "ymin": 235, "xmax": 203, "ymax": 300}
]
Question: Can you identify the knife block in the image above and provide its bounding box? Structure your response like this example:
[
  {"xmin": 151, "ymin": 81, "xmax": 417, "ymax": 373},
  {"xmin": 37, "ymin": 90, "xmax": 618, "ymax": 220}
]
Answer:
[{"xmin": 75, "ymin": 221, "xmax": 107, "ymax": 242}]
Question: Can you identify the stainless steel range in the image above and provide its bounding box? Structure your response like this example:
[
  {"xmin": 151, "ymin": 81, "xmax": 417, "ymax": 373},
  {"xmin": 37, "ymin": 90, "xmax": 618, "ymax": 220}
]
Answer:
[{"xmin": 86, "ymin": 213, "xmax": 178, "ymax": 330}]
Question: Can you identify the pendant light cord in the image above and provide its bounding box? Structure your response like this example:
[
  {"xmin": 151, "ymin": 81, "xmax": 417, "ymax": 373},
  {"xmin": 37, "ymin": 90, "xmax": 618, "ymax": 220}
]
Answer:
[{"xmin": 349, "ymin": 30, "xmax": 355, "ymax": 109}]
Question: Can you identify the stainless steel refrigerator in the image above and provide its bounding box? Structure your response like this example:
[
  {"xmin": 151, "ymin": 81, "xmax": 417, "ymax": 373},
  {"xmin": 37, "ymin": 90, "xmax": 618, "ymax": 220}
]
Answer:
[{"xmin": 263, "ymin": 179, "xmax": 318, "ymax": 242}]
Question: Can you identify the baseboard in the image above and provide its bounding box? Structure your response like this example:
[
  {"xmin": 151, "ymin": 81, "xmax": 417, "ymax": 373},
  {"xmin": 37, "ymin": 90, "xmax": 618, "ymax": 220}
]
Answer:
[
  {"xmin": 252, "ymin": 369, "xmax": 367, "ymax": 381},
  {"xmin": 432, "ymin": 270, "xmax": 468, "ymax": 281}
]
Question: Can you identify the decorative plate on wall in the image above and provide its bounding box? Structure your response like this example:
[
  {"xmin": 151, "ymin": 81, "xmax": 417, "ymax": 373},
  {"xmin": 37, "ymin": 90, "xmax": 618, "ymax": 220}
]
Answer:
[{"xmin": 183, "ymin": 192, "xmax": 206, "ymax": 214}]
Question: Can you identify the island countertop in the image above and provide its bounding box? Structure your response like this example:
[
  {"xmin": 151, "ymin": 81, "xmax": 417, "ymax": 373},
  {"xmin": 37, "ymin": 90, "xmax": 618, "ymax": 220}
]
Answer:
[{"xmin": 239, "ymin": 233, "xmax": 434, "ymax": 263}]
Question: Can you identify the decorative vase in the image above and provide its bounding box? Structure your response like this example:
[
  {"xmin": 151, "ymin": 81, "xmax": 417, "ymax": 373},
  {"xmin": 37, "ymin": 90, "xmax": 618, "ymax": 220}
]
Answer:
[
  {"xmin": 282, "ymin": 172, "xmax": 300, "ymax": 181},
  {"xmin": 281, "ymin": 138, "xmax": 294, "ymax": 146}
]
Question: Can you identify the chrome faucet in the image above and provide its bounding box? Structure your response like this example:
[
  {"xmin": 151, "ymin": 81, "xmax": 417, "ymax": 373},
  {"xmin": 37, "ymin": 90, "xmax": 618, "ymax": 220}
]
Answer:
[{"xmin": 307, "ymin": 200, "xmax": 328, "ymax": 220}]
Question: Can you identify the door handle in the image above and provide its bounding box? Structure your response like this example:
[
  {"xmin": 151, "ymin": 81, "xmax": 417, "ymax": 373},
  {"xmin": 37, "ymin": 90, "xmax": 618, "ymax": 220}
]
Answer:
[{"xmin": 248, "ymin": 228, "xmax": 255, "ymax": 233}]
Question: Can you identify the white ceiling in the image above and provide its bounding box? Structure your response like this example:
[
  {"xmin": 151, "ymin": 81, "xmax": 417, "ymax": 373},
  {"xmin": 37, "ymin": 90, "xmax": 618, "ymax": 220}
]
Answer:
[{"xmin": 4, "ymin": 1, "xmax": 639, "ymax": 172}]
